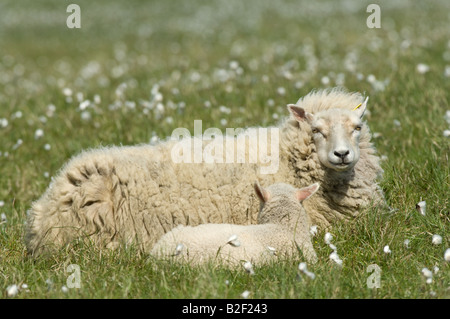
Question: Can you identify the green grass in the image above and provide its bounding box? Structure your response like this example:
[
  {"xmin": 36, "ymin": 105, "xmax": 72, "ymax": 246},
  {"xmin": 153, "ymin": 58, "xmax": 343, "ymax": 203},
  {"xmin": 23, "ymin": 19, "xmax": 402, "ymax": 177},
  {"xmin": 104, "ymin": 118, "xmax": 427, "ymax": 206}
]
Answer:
[{"xmin": 0, "ymin": 0, "xmax": 448, "ymax": 299}]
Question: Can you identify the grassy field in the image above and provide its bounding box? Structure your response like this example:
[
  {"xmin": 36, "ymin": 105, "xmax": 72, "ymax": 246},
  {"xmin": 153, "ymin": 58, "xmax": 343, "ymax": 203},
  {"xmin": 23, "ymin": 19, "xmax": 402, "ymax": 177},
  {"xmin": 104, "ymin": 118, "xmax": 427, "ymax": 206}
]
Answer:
[{"xmin": 0, "ymin": 0, "xmax": 448, "ymax": 299}]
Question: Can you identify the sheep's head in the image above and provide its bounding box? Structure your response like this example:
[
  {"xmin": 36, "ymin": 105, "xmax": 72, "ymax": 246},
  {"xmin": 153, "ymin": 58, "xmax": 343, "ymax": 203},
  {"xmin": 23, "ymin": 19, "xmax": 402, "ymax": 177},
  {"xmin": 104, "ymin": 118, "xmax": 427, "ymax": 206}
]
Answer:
[
  {"xmin": 254, "ymin": 181, "xmax": 319, "ymax": 224},
  {"xmin": 288, "ymin": 98, "xmax": 368, "ymax": 172}
]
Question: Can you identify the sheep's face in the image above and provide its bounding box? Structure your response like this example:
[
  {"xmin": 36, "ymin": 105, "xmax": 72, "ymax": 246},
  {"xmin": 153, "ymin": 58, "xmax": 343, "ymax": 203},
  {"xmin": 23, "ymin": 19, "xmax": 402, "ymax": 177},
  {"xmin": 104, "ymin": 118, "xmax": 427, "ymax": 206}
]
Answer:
[
  {"xmin": 254, "ymin": 182, "xmax": 319, "ymax": 224},
  {"xmin": 288, "ymin": 102, "xmax": 366, "ymax": 172},
  {"xmin": 309, "ymin": 109, "xmax": 363, "ymax": 171}
]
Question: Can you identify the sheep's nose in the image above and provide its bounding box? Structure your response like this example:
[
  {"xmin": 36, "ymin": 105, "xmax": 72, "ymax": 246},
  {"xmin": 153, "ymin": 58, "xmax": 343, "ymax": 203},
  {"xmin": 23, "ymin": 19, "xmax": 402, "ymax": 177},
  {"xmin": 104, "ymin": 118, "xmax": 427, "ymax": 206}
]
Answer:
[{"xmin": 334, "ymin": 150, "xmax": 350, "ymax": 159}]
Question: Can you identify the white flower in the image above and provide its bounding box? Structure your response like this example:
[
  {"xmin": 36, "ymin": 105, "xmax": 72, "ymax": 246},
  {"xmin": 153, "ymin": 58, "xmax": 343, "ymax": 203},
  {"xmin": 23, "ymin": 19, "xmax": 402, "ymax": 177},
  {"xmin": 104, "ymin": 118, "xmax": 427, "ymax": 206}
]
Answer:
[
  {"xmin": 324, "ymin": 232, "xmax": 333, "ymax": 245},
  {"xmin": 416, "ymin": 63, "xmax": 430, "ymax": 74},
  {"xmin": 0, "ymin": 118, "xmax": 8, "ymax": 128},
  {"xmin": 219, "ymin": 105, "xmax": 231, "ymax": 114},
  {"xmin": 320, "ymin": 76, "xmax": 330, "ymax": 86},
  {"xmin": 62, "ymin": 88, "xmax": 73, "ymax": 96},
  {"xmin": 61, "ymin": 286, "xmax": 69, "ymax": 293},
  {"xmin": 383, "ymin": 245, "xmax": 391, "ymax": 254},
  {"xmin": 243, "ymin": 261, "xmax": 255, "ymax": 275},
  {"xmin": 445, "ymin": 66, "xmax": 450, "ymax": 78},
  {"xmin": 277, "ymin": 87, "xmax": 286, "ymax": 96},
  {"xmin": 309, "ymin": 225, "xmax": 318, "ymax": 237},
  {"xmin": 366, "ymin": 74, "xmax": 376, "ymax": 84},
  {"xmin": 445, "ymin": 110, "xmax": 450, "ymax": 125},
  {"xmin": 173, "ymin": 243, "xmax": 184, "ymax": 256},
  {"xmin": 241, "ymin": 290, "xmax": 250, "ymax": 299},
  {"xmin": 329, "ymin": 251, "xmax": 343, "ymax": 267},
  {"xmin": 34, "ymin": 129, "xmax": 44, "ymax": 140},
  {"xmin": 433, "ymin": 266, "xmax": 439, "ymax": 274},
  {"xmin": 229, "ymin": 61, "xmax": 239, "ymax": 70},
  {"xmin": 266, "ymin": 99, "xmax": 275, "ymax": 107},
  {"xmin": 432, "ymin": 234, "xmax": 442, "ymax": 245},
  {"xmin": 81, "ymin": 111, "xmax": 91, "ymax": 121},
  {"xmin": 421, "ymin": 268, "xmax": 433, "ymax": 284},
  {"xmin": 94, "ymin": 94, "xmax": 101, "ymax": 104},
  {"xmin": 79, "ymin": 100, "xmax": 90, "ymax": 111},
  {"xmin": 227, "ymin": 234, "xmax": 241, "ymax": 247},
  {"xmin": 404, "ymin": 239, "xmax": 410, "ymax": 249},
  {"xmin": 443, "ymin": 130, "xmax": 450, "ymax": 137},
  {"xmin": 6, "ymin": 284, "xmax": 19, "ymax": 297},
  {"xmin": 150, "ymin": 135, "xmax": 159, "ymax": 145},
  {"xmin": 416, "ymin": 201, "xmax": 426, "ymax": 216},
  {"xmin": 444, "ymin": 248, "xmax": 450, "ymax": 262},
  {"xmin": 298, "ymin": 262, "xmax": 315, "ymax": 280},
  {"xmin": 44, "ymin": 144, "xmax": 51, "ymax": 151}
]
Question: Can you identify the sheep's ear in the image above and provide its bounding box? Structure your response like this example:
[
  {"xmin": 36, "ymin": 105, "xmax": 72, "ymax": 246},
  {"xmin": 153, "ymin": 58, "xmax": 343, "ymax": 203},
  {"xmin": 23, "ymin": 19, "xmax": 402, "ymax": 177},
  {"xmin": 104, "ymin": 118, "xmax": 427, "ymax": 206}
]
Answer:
[
  {"xmin": 254, "ymin": 181, "xmax": 270, "ymax": 203},
  {"xmin": 296, "ymin": 183, "xmax": 320, "ymax": 201},
  {"xmin": 354, "ymin": 97, "xmax": 368, "ymax": 118},
  {"xmin": 287, "ymin": 104, "xmax": 313, "ymax": 123}
]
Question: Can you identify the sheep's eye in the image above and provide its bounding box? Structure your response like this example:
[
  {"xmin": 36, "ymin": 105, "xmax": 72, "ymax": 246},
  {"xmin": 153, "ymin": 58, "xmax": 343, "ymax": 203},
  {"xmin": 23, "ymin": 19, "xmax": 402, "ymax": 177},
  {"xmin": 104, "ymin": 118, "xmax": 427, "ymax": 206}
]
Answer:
[
  {"xmin": 312, "ymin": 128, "xmax": 320, "ymax": 134},
  {"xmin": 354, "ymin": 126, "xmax": 362, "ymax": 132}
]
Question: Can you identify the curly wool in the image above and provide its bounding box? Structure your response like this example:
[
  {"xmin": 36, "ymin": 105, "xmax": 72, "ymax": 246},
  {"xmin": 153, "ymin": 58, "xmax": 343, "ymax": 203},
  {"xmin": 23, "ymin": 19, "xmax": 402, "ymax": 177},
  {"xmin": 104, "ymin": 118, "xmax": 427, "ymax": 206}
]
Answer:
[
  {"xmin": 25, "ymin": 87, "xmax": 384, "ymax": 256},
  {"xmin": 151, "ymin": 183, "xmax": 319, "ymax": 265}
]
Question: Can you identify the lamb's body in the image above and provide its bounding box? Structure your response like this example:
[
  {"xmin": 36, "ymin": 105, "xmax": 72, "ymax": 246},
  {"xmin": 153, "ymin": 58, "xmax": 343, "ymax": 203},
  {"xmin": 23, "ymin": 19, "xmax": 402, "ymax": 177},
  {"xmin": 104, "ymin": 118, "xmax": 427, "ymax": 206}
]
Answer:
[
  {"xmin": 151, "ymin": 183, "xmax": 319, "ymax": 265},
  {"xmin": 25, "ymin": 88, "xmax": 385, "ymax": 256}
]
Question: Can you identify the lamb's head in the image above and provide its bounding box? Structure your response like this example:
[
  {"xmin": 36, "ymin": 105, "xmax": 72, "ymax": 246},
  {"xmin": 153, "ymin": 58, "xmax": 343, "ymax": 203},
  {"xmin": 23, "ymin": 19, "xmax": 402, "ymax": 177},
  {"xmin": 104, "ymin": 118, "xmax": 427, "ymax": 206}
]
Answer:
[
  {"xmin": 254, "ymin": 181, "xmax": 319, "ymax": 225},
  {"xmin": 288, "ymin": 97, "xmax": 368, "ymax": 172}
]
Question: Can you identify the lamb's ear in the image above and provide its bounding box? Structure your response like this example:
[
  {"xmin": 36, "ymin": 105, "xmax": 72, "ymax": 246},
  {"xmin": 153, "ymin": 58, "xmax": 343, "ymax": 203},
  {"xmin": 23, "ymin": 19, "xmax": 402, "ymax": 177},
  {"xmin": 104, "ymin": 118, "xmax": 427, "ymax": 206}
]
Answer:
[
  {"xmin": 254, "ymin": 181, "xmax": 270, "ymax": 203},
  {"xmin": 287, "ymin": 104, "xmax": 313, "ymax": 123},
  {"xmin": 296, "ymin": 183, "xmax": 320, "ymax": 201},
  {"xmin": 354, "ymin": 97, "xmax": 368, "ymax": 119}
]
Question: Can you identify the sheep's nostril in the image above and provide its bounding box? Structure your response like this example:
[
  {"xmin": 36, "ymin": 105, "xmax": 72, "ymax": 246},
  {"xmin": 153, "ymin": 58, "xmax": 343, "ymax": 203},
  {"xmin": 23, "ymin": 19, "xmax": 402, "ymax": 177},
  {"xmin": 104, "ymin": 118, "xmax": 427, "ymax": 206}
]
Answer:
[{"xmin": 334, "ymin": 150, "xmax": 350, "ymax": 159}]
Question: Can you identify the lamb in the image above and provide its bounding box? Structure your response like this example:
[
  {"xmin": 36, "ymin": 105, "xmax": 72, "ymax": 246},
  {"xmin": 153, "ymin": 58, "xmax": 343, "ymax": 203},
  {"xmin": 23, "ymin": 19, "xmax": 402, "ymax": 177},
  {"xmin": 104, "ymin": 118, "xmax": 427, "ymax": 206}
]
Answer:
[
  {"xmin": 25, "ymin": 87, "xmax": 385, "ymax": 256},
  {"xmin": 151, "ymin": 182, "xmax": 320, "ymax": 265}
]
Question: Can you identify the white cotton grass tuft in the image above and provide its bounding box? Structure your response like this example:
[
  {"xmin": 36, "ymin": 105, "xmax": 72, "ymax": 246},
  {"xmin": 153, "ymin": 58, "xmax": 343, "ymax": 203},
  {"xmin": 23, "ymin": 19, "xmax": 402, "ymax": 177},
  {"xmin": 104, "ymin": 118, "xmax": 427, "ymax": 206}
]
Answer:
[
  {"xmin": 309, "ymin": 225, "xmax": 318, "ymax": 237},
  {"xmin": 431, "ymin": 234, "xmax": 442, "ymax": 245},
  {"xmin": 383, "ymin": 245, "xmax": 391, "ymax": 254},
  {"xmin": 1, "ymin": 213, "xmax": 6, "ymax": 224},
  {"xmin": 324, "ymin": 232, "xmax": 333, "ymax": 245},
  {"xmin": 421, "ymin": 268, "xmax": 433, "ymax": 284},
  {"xmin": 415, "ymin": 201, "xmax": 426, "ymax": 216},
  {"xmin": 227, "ymin": 234, "xmax": 241, "ymax": 247},
  {"xmin": 6, "ymin": 284, "xmax": 19, "ymax": 297},
  {"xmin": 404, "ymin": 239, "xmax": 410, "ymax": 249},
  {"xmin": 173, "ymin": 243, "xmax": 184, "ymax": 256},
  {"xmin": 243, "ymin": 261, "xmax": 255, "ymax": 275},
  {"xmin": 416, "ymin": 63, "xmax": 430, "ymax": 74},
  {"xmin": 34, "ymin": 129, "xmax": 44, "ymax": 140},
  {"xmin": 241, "ymin": 290, "xmax": 250, "ymax": 299},
  {"xmin": 266, "ymin": 246, "xmax": 276, "ymax": 256},
  {"xmin": 445, "ymin": 110, "xmax": 450, "ymax": 124},
  {"xmin": 329, "ymin": 251, "xmax": 343, "ymax": 267},
  {"xmin": 298, "ymin": 262, "xmax": 316, "ymax": 280},
  {"xmin": 444, "ymin": 248, "xmax": 450, "ymax": 262}
]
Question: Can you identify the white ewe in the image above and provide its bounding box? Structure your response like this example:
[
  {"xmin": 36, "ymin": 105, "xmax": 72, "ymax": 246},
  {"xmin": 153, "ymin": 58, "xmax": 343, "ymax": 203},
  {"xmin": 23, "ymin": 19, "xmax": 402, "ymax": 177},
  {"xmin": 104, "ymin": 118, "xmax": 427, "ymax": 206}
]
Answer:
[
  {"xmin": 151, "ymin": 182, "xmax": 319, "ymax": 265},
  {"xmin": 25, "ymin": 87, "xmax": 385, "ymax": 256}
]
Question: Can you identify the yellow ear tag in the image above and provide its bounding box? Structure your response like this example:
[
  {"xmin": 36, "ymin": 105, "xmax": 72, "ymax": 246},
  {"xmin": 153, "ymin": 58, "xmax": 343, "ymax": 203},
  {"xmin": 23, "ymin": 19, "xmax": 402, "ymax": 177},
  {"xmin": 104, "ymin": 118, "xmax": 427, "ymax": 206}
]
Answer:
[{"xmin": 352, "ymin": 103, "xmax": 362, "ymax": 111}]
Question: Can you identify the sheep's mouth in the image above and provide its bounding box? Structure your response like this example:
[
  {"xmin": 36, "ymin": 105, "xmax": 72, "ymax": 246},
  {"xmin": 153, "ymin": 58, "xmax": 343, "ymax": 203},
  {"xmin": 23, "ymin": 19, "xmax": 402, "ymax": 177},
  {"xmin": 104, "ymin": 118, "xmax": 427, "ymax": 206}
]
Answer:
[{"xmin": 329, "ymin": 161, "xmax": 352, "ymax": 171}]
